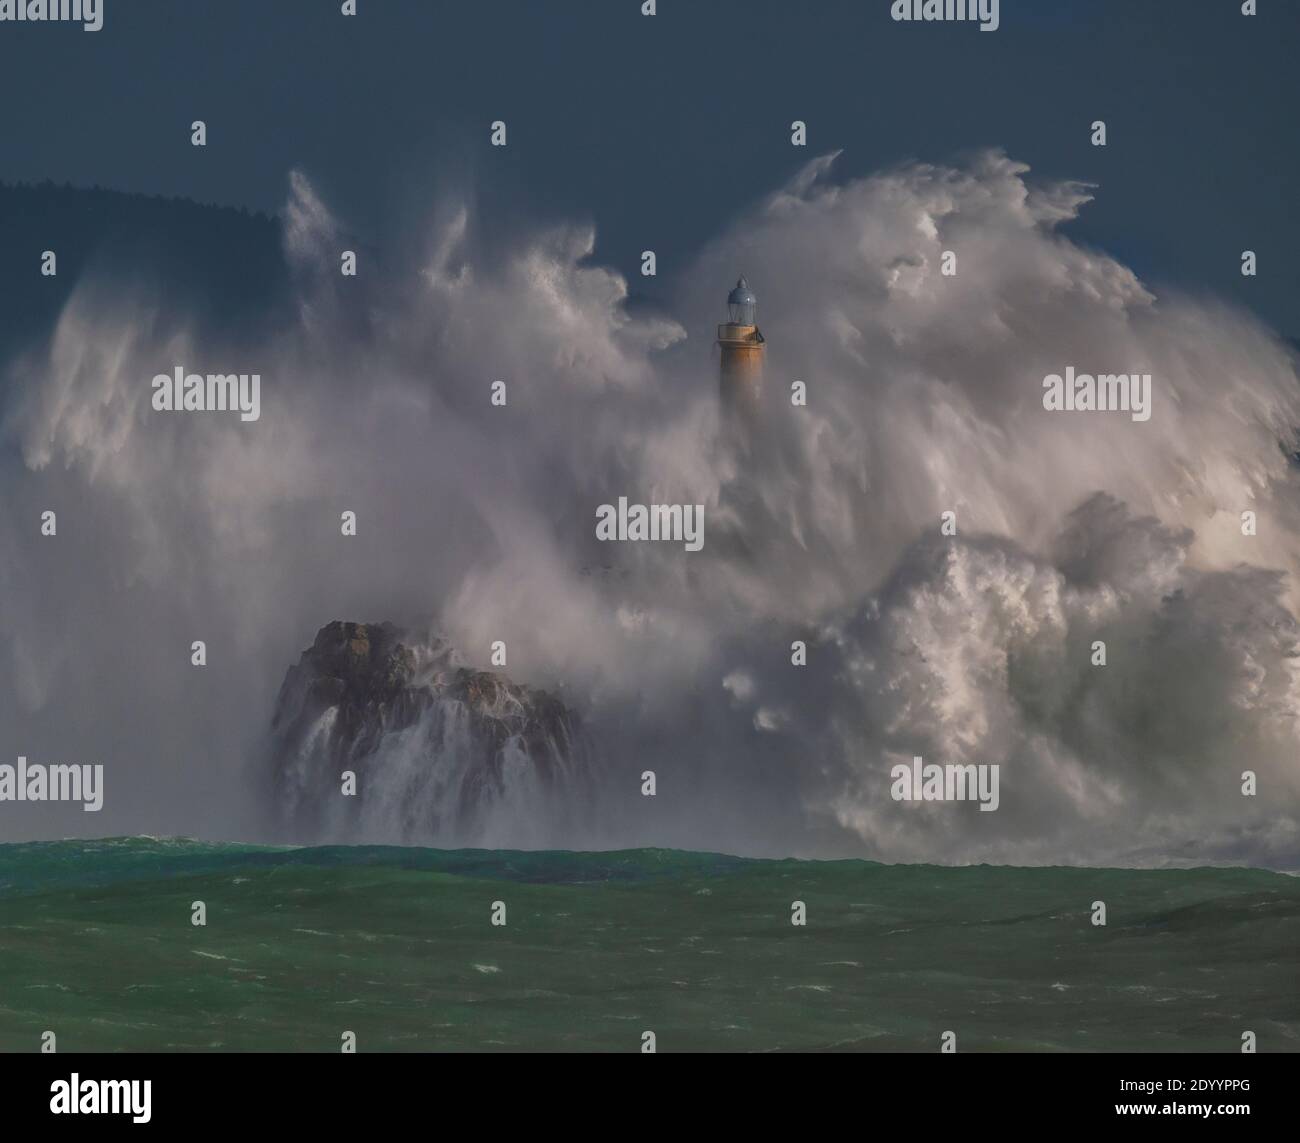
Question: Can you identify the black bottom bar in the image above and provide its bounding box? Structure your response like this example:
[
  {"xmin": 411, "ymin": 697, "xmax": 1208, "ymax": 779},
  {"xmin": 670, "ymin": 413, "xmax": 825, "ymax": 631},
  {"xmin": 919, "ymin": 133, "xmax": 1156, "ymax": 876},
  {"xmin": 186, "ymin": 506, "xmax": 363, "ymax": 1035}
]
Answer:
[{"xmin": 2, "ymin": 1051, "xmax": 1288, "ymax": 1130}]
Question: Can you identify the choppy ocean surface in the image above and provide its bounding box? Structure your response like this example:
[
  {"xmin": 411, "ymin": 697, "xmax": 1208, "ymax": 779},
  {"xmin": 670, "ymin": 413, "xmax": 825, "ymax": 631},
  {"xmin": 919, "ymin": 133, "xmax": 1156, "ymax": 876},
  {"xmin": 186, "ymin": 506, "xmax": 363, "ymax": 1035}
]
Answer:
[{"xmin": 1, "ymin": 838, "xmax": 1296, "ymax": 1052}]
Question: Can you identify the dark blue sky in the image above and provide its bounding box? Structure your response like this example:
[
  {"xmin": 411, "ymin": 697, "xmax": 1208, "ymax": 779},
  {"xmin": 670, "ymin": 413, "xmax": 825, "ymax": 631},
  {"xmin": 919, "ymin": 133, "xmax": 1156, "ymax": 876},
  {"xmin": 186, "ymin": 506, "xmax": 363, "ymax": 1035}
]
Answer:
[{"xmin": 0, "ymin": 0, "xmax": 1295, "ymax": 330}]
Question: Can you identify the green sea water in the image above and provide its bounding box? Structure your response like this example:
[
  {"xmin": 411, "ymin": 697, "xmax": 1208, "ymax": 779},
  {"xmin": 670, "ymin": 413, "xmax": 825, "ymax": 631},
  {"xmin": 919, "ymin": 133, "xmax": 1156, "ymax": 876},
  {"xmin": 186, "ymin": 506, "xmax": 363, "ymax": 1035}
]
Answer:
[{"xmin": 0, "ymin": 838, "xmax": 1296, "ymax": 1052}]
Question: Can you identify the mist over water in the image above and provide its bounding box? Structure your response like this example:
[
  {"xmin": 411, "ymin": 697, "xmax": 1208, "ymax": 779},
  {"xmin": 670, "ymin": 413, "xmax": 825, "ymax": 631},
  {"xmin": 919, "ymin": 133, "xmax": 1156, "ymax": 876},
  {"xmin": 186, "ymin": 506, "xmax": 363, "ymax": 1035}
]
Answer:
[{"xmin": 3, "ymin": 151, "xmax": 1299, "ymax": 866}]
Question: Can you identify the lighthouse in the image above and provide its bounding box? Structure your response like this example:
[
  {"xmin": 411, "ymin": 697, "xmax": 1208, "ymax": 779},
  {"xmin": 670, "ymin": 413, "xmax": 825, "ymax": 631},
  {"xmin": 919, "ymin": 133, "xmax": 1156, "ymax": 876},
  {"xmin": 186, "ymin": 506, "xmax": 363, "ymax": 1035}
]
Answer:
[{"xmin": 717, "ymin": 277, "xmax": 765, "ymax": 419}]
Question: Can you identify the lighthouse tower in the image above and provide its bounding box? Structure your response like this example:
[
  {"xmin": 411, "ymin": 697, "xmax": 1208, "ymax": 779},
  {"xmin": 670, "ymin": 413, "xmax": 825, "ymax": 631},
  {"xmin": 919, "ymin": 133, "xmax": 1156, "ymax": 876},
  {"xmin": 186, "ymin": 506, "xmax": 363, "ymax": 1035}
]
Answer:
[{"xmin": 717, "ymin": 277, "xmax": 765, "ymax": 419}]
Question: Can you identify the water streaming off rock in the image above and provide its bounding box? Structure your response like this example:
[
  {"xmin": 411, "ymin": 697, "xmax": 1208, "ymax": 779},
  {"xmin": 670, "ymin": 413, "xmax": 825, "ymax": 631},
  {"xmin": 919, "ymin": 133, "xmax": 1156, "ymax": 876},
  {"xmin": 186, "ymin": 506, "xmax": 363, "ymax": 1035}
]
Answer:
[{"xmin": 270, "ymin": 622, "xmax": 594, "ymax": 848}]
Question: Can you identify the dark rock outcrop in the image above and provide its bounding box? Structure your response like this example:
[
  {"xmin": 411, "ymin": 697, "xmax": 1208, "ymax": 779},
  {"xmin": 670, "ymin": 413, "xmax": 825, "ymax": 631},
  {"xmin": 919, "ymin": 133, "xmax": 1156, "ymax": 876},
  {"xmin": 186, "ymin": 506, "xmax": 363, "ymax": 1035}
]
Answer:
[{"xmin": 270, "ymin": 621, "xmax": 591, "ymax": 844}]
